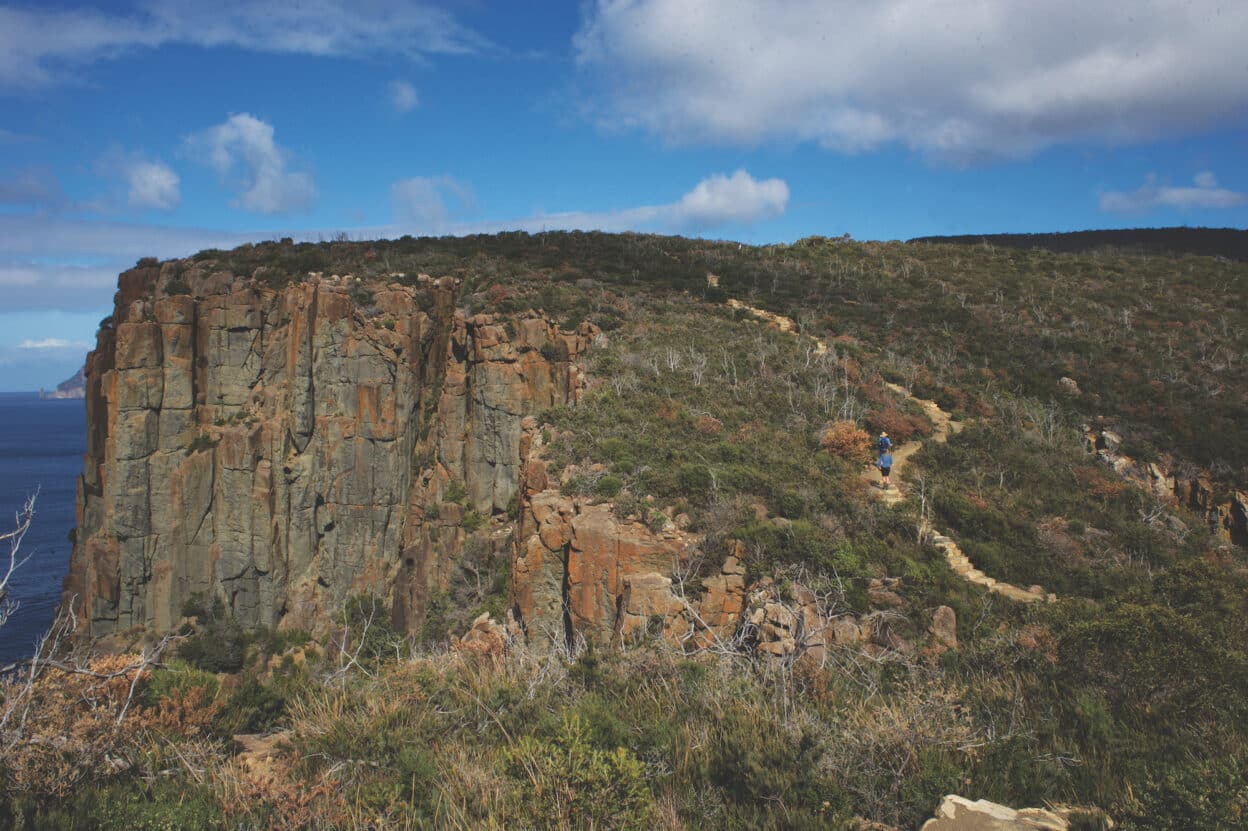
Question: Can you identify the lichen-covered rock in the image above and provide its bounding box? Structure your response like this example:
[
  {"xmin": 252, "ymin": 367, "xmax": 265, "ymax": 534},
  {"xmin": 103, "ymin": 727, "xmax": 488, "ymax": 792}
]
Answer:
[
  {"xmin": 930, "ymin": 605, "xmax": 958, "ymax": 650},
  {"xmin": 63, "ymin": 265, "xmax": 595, "ymax": 638}
]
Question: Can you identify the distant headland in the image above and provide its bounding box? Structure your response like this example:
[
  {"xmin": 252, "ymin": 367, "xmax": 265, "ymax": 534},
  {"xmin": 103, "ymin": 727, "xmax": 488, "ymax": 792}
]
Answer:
[{"xmin": 38, "ymin": 366, "xmax": 86, "ymax": 400}]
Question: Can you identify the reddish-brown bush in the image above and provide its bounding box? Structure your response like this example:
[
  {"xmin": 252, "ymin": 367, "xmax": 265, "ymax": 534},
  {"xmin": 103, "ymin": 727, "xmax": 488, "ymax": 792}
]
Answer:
[
  {"xmin": 865, "ymin": 407, "xmax": 931, "ymax": 444},
  {"xmin": 819, "ymin": 420, "xmax": 871, "ymax": 464},
  {"xmin": 694, "ymin": 415, "xmax": 723, "ymax": 434}
]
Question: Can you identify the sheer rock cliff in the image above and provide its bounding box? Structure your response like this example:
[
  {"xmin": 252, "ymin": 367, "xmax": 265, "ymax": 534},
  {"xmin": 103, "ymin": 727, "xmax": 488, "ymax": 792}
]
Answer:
[{"xmin": 62, "ymin": 262, "xmax": 598, "ymax": 638}]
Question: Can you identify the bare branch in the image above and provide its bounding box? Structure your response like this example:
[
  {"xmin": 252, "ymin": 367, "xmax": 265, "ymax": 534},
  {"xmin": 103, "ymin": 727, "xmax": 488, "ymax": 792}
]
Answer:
[{"xmin": 0, "ymin": 490, "xmax": 38, "ymax": 630}]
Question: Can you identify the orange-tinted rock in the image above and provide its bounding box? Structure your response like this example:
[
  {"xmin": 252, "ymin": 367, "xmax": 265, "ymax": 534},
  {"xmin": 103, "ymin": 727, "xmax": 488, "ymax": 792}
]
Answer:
[
  {"xmin": 64, "ymin": 266, "xmax": 596, "ymax": 639},
  {"xmin": 511, "ymin": 418, "xmax": 700, "ymax": 648},
  {"xmin": 452, "ymin": 613, "xmax": 511, "ymax": 657},
  {"xmin": 615, "ymin": 572, "xmax": 686, "ymax": 644}
]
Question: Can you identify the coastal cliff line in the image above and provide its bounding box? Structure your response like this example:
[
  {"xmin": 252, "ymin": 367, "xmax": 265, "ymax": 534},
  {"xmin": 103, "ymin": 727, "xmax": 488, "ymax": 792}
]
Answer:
[{"xmin": 62, "ymin": 260, "xmax": 598, "ymax": 639}]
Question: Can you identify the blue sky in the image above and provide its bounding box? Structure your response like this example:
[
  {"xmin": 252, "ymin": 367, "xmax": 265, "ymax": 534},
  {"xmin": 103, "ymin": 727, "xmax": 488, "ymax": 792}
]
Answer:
[{"xmin": 1, "ymin": 0, "xmax": 1246, "ymax": 390}]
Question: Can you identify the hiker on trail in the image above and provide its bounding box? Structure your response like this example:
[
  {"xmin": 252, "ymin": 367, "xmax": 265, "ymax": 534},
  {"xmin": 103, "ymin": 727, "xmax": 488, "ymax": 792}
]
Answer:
[
  {"xmin": 878, "ymin": 431, "xmax": 891, "ymax": 454},
  {"xmin": 878, "ymin": 449, "xmax": 893, "ymax": 489}
]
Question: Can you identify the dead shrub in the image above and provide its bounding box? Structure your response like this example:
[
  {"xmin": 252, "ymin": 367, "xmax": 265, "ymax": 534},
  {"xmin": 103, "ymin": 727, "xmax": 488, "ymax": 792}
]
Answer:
[
  {"xmin": 865, "ymin": 406, "xmax": 931, "ymax": 443},
  {"xmin": 695, "ymin": 415, "xmax": 724, "ymax": 434},
  {"xmin": 2, "ymin": 654, "xmax": 152, "ymax": 797},
  {"xmin": 820, "ymin": 420, "xmax": 872, "ymax": 464}
]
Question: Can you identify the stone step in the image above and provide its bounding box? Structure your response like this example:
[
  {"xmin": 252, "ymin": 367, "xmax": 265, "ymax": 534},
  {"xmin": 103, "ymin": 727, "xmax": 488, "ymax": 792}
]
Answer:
[
  {"xmin": 747, "ymin": 298, "xmax": 1056, "ymax": 608},
  {"xmin": 992, "ymin": 584, "xmax": 1040, "ymax": 602}
]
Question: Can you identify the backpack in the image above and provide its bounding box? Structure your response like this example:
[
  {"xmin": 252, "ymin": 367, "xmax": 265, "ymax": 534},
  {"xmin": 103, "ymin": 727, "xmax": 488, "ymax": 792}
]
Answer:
[{"xmin": 878, "ymin": 435, "xmax": 891, "ymax": 453}]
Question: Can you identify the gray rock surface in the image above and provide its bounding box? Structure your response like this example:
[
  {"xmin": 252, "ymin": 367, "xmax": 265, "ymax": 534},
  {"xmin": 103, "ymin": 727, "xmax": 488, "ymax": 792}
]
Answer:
[{"xmin": 63, "ymin": 264, "xmax": 595, "ymax": 637}]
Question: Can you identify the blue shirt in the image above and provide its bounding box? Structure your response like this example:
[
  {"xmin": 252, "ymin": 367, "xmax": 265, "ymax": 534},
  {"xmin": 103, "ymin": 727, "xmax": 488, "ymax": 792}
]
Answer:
[{"xmin": 879, "ymin": 453, "xmax": 893, "ymax": 468}]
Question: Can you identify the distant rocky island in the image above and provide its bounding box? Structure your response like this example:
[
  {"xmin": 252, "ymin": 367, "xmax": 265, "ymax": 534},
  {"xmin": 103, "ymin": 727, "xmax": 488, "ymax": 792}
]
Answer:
[{"xmin": 38, "ymin": 366, "xmax": 85, "ymax": 399}]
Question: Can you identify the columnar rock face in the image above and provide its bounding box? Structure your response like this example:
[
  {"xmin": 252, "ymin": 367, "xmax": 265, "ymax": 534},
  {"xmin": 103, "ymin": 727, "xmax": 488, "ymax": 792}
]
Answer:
[{"xmin": 63, "ymin": 263, "xmax": 595, "ymax": 637}]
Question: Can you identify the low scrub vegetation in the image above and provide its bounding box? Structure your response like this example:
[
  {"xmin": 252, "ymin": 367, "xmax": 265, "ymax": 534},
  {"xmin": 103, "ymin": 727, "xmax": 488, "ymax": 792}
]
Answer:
[{"xmin": 12, "ymin": 230, "xmax": 1243, "ymax": 827}]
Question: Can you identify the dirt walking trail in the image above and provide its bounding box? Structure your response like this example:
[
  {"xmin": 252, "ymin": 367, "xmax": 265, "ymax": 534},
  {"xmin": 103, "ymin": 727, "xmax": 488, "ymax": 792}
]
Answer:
[{"xmin": 728, "ymin": 299, "xmax": 1053, "ymax": 604}]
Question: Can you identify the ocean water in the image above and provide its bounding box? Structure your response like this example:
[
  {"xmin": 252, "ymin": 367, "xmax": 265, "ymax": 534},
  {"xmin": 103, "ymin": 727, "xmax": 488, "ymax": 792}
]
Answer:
[{"xmin": 0, "ymin": 393, "xmax": 84, "ymax": 666}]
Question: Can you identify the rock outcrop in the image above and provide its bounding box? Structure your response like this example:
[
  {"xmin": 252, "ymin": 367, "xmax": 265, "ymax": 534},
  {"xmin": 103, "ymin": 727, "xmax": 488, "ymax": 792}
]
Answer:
[
  {"xmin": 511, "ymin": 418, "xmax": 706, "ymax": 647},
  {"xmin": 1084, "ymin": 424, "xmax": 1247, "ymax": 546},
  {"xmin": 920, "ymin": 795, "xmax": 1066, "ymax": 830},
  {"xmin": 62, "ymin": 262, "xmax": 596, "ymax": 637},
  {"xmin": 450, "ymin": 613, "xmax": 513, "ymax": 657},
  {"xmin": 919, "ymin": 795, "xmax": 1111, "ymax": 830}
]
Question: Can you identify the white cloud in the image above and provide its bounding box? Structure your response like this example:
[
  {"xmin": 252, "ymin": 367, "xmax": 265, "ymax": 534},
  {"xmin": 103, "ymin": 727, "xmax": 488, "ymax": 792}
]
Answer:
[
  {"xmin": 575, "ymin": 0, "xmax": 1248, "ymax": 159},
  {"xmin": 1099, "ymin": 172, "xmax": 1248, "ymax": 213},
  {"xmin": 0, "ymin": 169, "xmax": 785, "ymax": 315},
  {"xmin": 0, "ymin": 1, "xmax": 487, "ymax": 89},
  {"xmin": 125, "ymin": 160, "xmax": 180, "ymax": 210},
  {"xmin": 1194, "ymin": 171, "xmax": 1218, "ymax": 189},
  {"xmin": 18, "ymin": 337, "xmax": 93, "ymax": 351},
  {"xmin": 390, "ymin": 80, "xmax": 419, "ymax": 113},
  {"xmin": 671, "ymin": 170, "xmax": 789, "ymax": 229},
  {"xmin": 466, "ymin": 170, "xmax": 788, "ymax": 235},
  {"xmin": 391, "ymin": 176, "xmax": 476, "ymax": 230},
  {"xmin": 189, "ymin": 114, "xmax": 315, "ymax": 215}
]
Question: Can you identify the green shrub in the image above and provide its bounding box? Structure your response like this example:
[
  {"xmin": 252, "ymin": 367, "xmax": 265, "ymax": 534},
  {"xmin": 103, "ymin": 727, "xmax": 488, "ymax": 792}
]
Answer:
[
  {"xmin": 444, "ymin": 481, "xmax": 467, "ymax": 504},
  {"xmin": 214, "ymin": 678, "xmax": 287, "ymax": 735},
  {"xmin": 0, "ymin": 781, "xmax": 224, "ymax": 831},
  {"xmin": 142, "ymin": 660, "xmax": 220, "ymax": 709},
  {"xmin": 250, "ymin": 626, "xmax": 312, "ymax": 657},
  {"xmin": 1126, "ymin": 753, "xmax": 1248, "ymax": 831},
  {"xmin": 343, "ymin": 594, "xmax": 405, "ymax": 664},
  {"xmin": 506, "ymin": 714, "xmax": 654, "ymax": 830},
  {"xmin": 594, "ymin": 475, "xmax": 624, "ymax": 497},
  {"xmin": 462, "ymin": 509, "xmax": 487, "ymax": 531},
  {"xmin": 178, "ymin": 619, "xmax": 247, "ymax": 673}
]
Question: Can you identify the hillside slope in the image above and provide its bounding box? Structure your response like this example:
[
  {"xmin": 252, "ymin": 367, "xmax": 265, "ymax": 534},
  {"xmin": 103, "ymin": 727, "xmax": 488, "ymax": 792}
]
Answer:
[{"xmin": 5, "ymin": 231, "xmax": 1244, "ymax": 829}]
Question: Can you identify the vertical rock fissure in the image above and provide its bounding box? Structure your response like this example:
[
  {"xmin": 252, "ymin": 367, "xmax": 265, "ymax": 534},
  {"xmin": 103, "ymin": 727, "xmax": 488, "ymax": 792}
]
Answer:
[{"xmin": 561, "ymin": 541, "xmax": 574, "ymax": 652}]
